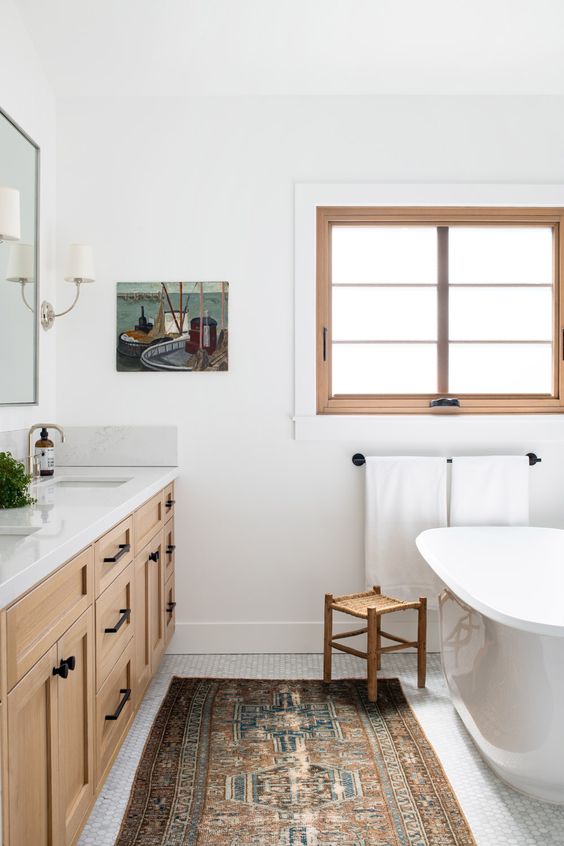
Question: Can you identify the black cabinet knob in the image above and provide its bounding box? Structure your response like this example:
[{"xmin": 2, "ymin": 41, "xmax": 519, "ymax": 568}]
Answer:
[
  {"xmin": 166, "ymin": 544, "xmax": 176, "ymax": 555},
  {"xmin": 53, "ymin": 660, "xmax": 69, "ymax": 679},
  {"xmin": 63, "ymin": 655, "xmax": 76, "ymax": 672},
  {"xmin": 149, "ymin": 550, "xmax": 160, "ymax": 562},
  {"xmin": 165, "ymin": 499, "xmax": 175, "ymax": 508}
]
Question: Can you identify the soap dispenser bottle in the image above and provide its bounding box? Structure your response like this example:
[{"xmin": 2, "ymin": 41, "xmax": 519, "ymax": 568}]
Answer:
[{"xmin": 35, "ymin": 427, "xmax": 55, "ymax": 477}]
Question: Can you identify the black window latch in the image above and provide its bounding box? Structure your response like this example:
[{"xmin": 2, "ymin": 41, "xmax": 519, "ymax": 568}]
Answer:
[{"xmin": 430, "ymin": 397, "xmax": 461, "ymax": 408}]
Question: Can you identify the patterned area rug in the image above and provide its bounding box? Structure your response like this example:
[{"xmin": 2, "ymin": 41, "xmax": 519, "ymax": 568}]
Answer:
[{"xmin": 116, "ymin": 677, "xmax": 475, "ymax": 846}]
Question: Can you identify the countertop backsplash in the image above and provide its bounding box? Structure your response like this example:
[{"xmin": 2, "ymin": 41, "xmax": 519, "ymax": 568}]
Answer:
[
  {"xmin": 0, "ymin": 429, "xmax": 28, "ymax": 465},
  {"xmin": 57, "ymin": 425, "xmax": 178, "ymax": 467},
  {"xmin": 0, "ymin": 426, "xmax": 178, "ymax": 469}
]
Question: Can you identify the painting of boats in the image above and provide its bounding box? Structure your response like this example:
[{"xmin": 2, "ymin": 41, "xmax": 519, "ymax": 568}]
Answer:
[{"xmin": 116, "ymin": 281, "xmax": 229, "ymax": 372}]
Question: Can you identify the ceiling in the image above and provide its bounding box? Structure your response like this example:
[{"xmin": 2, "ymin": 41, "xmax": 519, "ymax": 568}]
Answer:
[{"xmin": 17, "ymin": 0, "xmax": 564, "ymax": 97}]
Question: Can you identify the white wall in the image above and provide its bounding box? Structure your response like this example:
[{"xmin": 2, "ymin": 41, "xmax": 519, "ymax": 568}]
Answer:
[
  {"xmin": 56, "ymin": 95, "xmax": 564, "ymax": 651},
  {"xmin": 0, "ymin": 0, "xmax": 57, "ymax": 437}
]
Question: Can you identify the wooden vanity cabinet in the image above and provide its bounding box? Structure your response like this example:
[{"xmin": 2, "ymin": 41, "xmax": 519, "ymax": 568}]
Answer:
[{"xmin": 0, "ymin": 481, "xmax": 176, "ymax": 846}]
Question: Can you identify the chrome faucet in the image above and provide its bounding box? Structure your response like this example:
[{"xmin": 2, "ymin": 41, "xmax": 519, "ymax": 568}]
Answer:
[{"xmin": 27, "ymin": 424, "xmax": 65, "ymax": 477}]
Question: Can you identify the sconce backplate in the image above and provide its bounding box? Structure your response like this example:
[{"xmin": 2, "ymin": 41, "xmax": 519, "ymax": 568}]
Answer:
[{"xmin": 41, "ymin": 300, "xmax": 55, "ymax": 331}]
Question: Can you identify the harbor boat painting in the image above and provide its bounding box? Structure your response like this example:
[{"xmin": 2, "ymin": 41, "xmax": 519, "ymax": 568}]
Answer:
[{"xmin": 116, "ymin": 282, "xmax": 229, "ymax": 372}]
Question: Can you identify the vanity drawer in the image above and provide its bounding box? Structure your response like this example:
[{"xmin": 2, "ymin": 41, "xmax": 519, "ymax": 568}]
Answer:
[
  {"xmin": 163, "ymin": 516, "xmax": 175, "ymax": 582},
  {"xmin": 95, "ymin": 564, "xmax": 134, "ymax": 691},
  {"xmin": 95, "ymin": 638, "xmax": 134, "ymax": 787},
  {"xmin": 94, "ymin": 516, "xmax": 133, "ymax": 597},
  {"xmin": 6, "ymin": 546, "xmax": 93, "ymax": 691},
  {"xmin": 134, "ymin": 492, "xmax": 164, "ymax": 554},
  {"xmin": 163, "ymin": 482, "xmax": 175, "ymax": 520},
  {"xmin": 164, "ymin": 574, "xmax": 176, "ymax": 647}
]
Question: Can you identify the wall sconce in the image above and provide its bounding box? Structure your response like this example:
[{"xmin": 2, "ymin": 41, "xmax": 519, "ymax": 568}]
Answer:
[
  {"xmin": 6, "ymin": 243, "xmax": 35, "ymax": 310},
  {"xmin": 0, "ymin": 186, "xmax": 21, "ymax": 243},
  {"xmin": 41, "ymin": 243, "xmax": 95, "ymax": 330}
]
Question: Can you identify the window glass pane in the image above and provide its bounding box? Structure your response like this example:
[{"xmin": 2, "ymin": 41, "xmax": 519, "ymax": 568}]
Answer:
[
  {"xmin": 332, "ymin": 343, "xmax": 436, "ymax": 394},
  {"xmin": 332, "ymin": 226, "xmax": 436, "ymax": 284},
  {"xmin": 450, "ymin": 227, "xmax": 553, "ymax": 285},
  {"xmin": 332, "ymin": 287, "xmax": 437, "ymax": 340},
  {"xmin": 449, "ymin": 287, "xmax": 552, "ymax": 341},
  {"xmin": 449, "ymin": 344, "xmax": 552, "ymax": 393}
]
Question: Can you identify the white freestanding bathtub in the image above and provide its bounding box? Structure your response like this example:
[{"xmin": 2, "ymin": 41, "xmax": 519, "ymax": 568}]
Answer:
[{"xmin": 416, "ymin": 526, "xmax": 564, "ymax": 804}]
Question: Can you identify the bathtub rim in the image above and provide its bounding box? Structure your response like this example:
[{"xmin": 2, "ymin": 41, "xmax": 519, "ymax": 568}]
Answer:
[{"xmin": 417, "ymin": 526, "xmax": 564, "ymax": 639}]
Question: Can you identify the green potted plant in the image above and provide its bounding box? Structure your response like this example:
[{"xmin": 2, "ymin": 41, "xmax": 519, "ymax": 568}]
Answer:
[{"xmin": 0, "ymin": 452, "xmax": 36, "ymax": 509}]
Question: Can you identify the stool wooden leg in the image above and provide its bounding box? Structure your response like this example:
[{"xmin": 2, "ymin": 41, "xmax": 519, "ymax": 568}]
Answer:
[
  {"xmin": 376, "ymin": 614, "xmax": 381, "ymax": 670},
  {"xmin": 417, "ymin": 596, "xmax": 427, "ymax": 688},
  {"xmin": 323, "ymin": 594, "xmax": 333, "ymax": 683},
  {"xmin": 367, "ymin": 607, "xmax": 378, "ymax": 702},
  {"xmin": 373, "ymin": 587, "xmax": 381, "ymax": 669}
]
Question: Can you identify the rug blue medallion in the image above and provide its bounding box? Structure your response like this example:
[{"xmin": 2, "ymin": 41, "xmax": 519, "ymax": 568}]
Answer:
[{"xmin": 115, "ymin": 677, "xmax": 475, "ymax": 845}]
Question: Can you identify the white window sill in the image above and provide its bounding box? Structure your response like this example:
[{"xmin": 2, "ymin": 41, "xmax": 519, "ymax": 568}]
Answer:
[{"xmin": 293, "ymin": 413, "xmax": 564, "ymax": 443}]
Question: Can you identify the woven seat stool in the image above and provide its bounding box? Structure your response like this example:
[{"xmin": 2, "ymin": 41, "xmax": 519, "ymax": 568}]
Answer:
[{"xmin": 323, "ymin": 586, "xmax": 427, "ymax": 702}]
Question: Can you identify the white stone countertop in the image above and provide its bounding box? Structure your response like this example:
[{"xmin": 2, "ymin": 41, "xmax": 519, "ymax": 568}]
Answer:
[{"xmin": 0, "ymin": 466, "xmax": 179, "ymax": 608}]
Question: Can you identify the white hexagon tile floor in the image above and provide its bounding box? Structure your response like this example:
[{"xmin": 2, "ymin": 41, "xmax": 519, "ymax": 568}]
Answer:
[{"xmin": 78, "ymin": 653, "xmax": 564, "ymax": 846}]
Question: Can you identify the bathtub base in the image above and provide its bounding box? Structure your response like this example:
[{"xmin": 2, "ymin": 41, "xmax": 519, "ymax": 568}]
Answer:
[{"xmin": 439, "ymin": 588, "xmax": 564, "ymax": 805}]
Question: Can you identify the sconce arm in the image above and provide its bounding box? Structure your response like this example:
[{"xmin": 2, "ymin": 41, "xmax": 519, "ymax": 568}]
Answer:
[
  {"xmin": 41, "ymin": 280, "xmax": 83, "ymax": 330},
  {"xmin": 53, "ymin": 280, "xmax": 81, "ymax": 318},
  {"xmin": 19, "ymin": 281, "xmax": 34, "ymax": 312}
]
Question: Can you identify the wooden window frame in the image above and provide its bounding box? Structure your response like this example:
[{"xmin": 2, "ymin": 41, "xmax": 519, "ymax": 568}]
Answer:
[{"xmin": 316, "ymin": 206, "xmax": 564, "ymax": 415}]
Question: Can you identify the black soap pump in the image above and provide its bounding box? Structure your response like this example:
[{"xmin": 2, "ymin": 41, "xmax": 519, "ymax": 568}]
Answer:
[{"xmin": 35, "ymin": 427, "xmax": 55, "ymax": 477}]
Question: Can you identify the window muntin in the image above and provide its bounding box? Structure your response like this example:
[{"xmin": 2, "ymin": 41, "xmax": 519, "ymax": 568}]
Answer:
[{"xmin": 317, "ymin": 208, "xmax": 563, "ymax": 414}]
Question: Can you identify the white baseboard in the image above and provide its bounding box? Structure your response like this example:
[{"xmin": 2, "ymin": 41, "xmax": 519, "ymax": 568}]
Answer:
[{"xmin": 167, "ymin": 611, "xmax": 440, "ymax": 654}]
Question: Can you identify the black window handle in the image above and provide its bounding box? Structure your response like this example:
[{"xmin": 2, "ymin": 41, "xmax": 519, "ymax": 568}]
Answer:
[
  {"xmin": 149, "ymin": 550, "xmax": 160, "ymax": 562},
  {"xmin": 105, "ymin": 608, "xmax": 131, "ymax": 634},
  {"xmin": 166, "ymin": 601, "xmax": 177, "ymax": 616},
  {"xmin": 166, "ymin": 544, "xmax": 176, "ymax": 556},
  {"xmin": 105, "ymin": 688, "xmax": 131, "ymax": 721},
  {"xmin": 165, "ymin": 498, "xmax": 175, "ymax": 508},
  {"xmin": 53, "ymin": 659, "xmax": 69, "ymax": 679},
  {"xmin": 104, "ymin": 543, "xmax": 131, "ymax": 564}
]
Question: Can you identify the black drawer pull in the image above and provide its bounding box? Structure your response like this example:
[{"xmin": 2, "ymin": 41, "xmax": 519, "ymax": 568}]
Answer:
[
  {"xmin": 62, "ymin": 655, "xmax": 76, "ymax": 672},
  {"xmin": 149, "ymin": 550, "xmax": 160, "ymax": 562},
  {"xmin": 166, "ymin": 544, "xmax": 176, "ymax": 556},
  {"xmin": 165, "ymin": 498, "xmax": 175, "ymax": 508},
  {"xmin": 53, "ymin": 659, "xmax": 70, "ymax": 679},
  {"xmin": 105, "ymin": 688, "xmax": 131, "ymax": 721},
  {"xmin": 105, "ymin": 608, "xmax": 131, "ymax": 634},
  {"xmin": 104, "ymin": 543, "xmax": 130, "ymax": 564},
  {"xmin": 166, "ymin": 601, "xmax": 177, "ymax": 616}
]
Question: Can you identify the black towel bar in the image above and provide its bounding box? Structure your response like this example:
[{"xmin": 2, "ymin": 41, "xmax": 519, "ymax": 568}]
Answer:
[{"xmin": 352, "ymin": 452, "xmax": 542, "ymax": 467}]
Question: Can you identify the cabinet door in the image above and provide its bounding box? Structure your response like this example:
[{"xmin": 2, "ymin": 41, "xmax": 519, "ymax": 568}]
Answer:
[
  {"xmin": 7, "ymin": 645, "xmax": 59, "ymax": 846},
  {"xmin": 58, "ymin": 607, "xmax": 95, "ymax": 846},
  {"xmin": 133, "ymin": 548, "xmax": 151, "ymax": 699},
  {"xmin": 163, "ymin": 516, "xmax": 175, "ymax": 583},
  {"xmin": 148, "ymin": 530, "xmax": 165, "ymax": 672},
  {"xmin": 164, "ymin": 574, "xmax": 176, "ymax": 647}
]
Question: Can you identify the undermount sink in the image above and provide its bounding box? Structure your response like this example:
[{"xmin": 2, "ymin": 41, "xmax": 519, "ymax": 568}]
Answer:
[
  {"xmin": 52, "ymin": 476, "xmax": 132, "ymax": 488},
  {"xmin": 0, "ymin": 526, "xmax": 41, "ymax": 536}
]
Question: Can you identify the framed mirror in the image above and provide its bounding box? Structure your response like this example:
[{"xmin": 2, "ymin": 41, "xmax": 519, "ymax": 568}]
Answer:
[{"xmin": 0, "ymin": 106, "xmax": 39, "ymax": 405}]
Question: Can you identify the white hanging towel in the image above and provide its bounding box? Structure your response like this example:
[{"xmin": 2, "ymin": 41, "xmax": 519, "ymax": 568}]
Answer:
[
  {"xmin": 365, "ymin": 457, "xmax": 447, "ymax": 608},
  {"xmin": 450, "ymin": 455, "xmax": 530, "ymax": 526}
]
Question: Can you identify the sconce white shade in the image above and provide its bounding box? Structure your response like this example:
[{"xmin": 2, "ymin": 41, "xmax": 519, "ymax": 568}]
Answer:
[
  {"xmin": 64, "ymin": 243, "xmax": 95, "ymax": 283},
  {"xmin": 6, "ymin": 243, "xmax": 34, "ymax": 282},
  {"xmin": 0, "ymin": 186, "xmax": 21, "ymax": 241}
]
